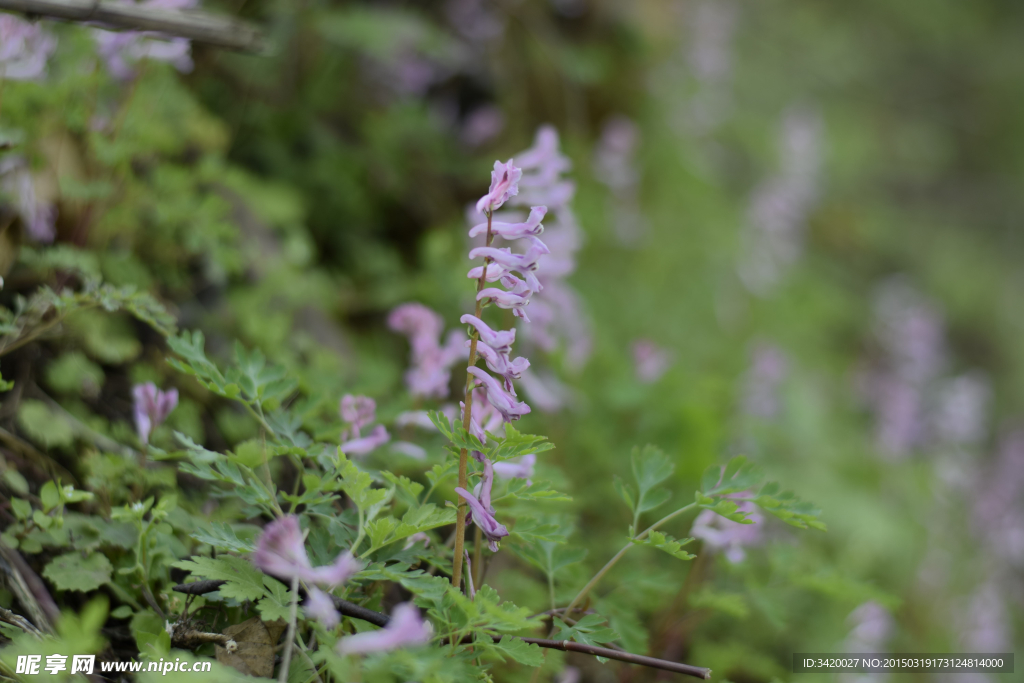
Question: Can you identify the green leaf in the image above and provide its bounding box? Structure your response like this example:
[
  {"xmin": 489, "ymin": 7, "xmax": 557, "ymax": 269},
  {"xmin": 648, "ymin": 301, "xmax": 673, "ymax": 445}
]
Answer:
[
  {"xmin": 632, "ymin": 531, "xmax": 695, "ymax": 561},
  {"xmin": 257, "ymin": 576, "xmax": 296, "ymax": 622},
  {"xmin": 11, "ymin": 498, "xmax": 32, "ymax": 520},
  {"xmin": 485, "ymin": 636, "xmax": 544, "ymax": 667},
  {"xmin": 613, "ymin": 476, "xmax": 636, "ymax": 512},
  {"xmin": 191, "ymin": 521, "xmax": 257, "ymax": 553},
  {"xmin": 18, "ymin": 401, "xmax": 75, "ymax": 449},
  {"xmin": 43, "ymin": 552, "xmax": 112, "ymax": 592},
  {"xmin": 553, "ymin": 614, "xmax": 620, "ymax": 648},
  {"xmin": 631, "ymin": 445, "xmax": 674, "ymax": 495},
  {"xmin": 694, "ymin": 493, "xmax": 755, "ymax": 523},
  {"xmin": 40, "ymin": 481, "xmax": 60, "ymax": 512},
  {"xmin": 701, "ymin": 456, "xmax": 763, "ymax": 497},
  {"xmin": 752, "ymin": 482, "xmax": 827, "ymax": 530},
  {"xmin": 173, "ymin": 556, "xmax": 268, "ymax": 602}
]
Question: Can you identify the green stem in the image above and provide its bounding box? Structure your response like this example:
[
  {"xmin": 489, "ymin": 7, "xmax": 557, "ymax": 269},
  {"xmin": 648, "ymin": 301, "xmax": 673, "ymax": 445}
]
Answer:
[
  {"xmin": 452, "ymin": 211, "xmax": 494, "ymax": 589},
  {"xmin": 560, "ymin": 503, "xmax": 696, "ymax": 620},
  {"xmin": 278, "ymin": 576, "xmax": 300, "ymax": 683}
]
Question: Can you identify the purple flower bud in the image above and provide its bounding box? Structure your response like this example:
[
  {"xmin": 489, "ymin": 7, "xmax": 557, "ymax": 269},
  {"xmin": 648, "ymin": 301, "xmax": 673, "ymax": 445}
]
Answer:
[
  {"xmin": 132, "ymin": 382, "xmax": 178, "ymax": 445},
  {"xmin": 476, "ymin": 160, "xmax": 522, "ymax": 214},
  {"xmin": 340, "ymin": 394, "xmax": 376, "ymax": 437},
  {"xmin": 469, "ymin": 206, "xmax": 547, "ymax": 239},
  {"xmin": 468, "ymin": 236, "xmax": 550, "ymax": 277},
  {"xmin": 304, "ymin": 587, "xmax": 339, "ymax": 629},
  {"xmin": 493, "ymin": 453, "xmax": 536, "ymax": 485},
  {"xmin": 472, "ymin": 339, "xmax": 530, "ymax": 388},
  {"xmin": 467, "ymin": 367, "xmax": 531, "ymax": 422},
  {"xmin": 460, "ymin": 314, "xmax": 515, "ymax": 355},
  {"xmin": 338, "ymin": 602, "xmax": 432, "ymax": 654},
  {"xmin": 467, "ymin": 262, "xmax": 512, "ymax": 282},
  {"xmin": 341, "ymin": 424, "xmax": 389, "ymax": 457},
  {"xmin": 455, "ymin": 483, "xmax": 509, "ymax": 552},
  {"xmin": 252, "ymin": 516, "xmax": 362, "ymax": 587},
  {"xmin": 477, "ymin": 287, "xmax": 532, "ymax": 320}
]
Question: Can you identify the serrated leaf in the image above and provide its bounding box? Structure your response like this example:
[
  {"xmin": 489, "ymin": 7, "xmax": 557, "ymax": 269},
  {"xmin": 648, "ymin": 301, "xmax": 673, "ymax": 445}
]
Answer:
[
  {"xmin": 752, "ymin": 485, "xmax": 827, "ymax": 530},
  {"xmin": 485, "ymin": 636, "xmax": 544, "ymax": 667},
  {"xmin": 632, "ymin": 531, "xmax": 695, "ymax": 561},
  {"xmin": 257, "ymin": 576, "xmax": 296, "ymax": 622},
  {"xmin": 173, "ymin": 556, "xmax": 268, "ymax": 602},
  {"xmin": 613, "ymin": 476, "xmax": 636, "ymax": 512},
  {"xmin": 701, "ymin": 456, "xmax": 763, "ymax": 496},
  {"xmin": 191, "ymin": 521, "xmax": 257, "ymax": 553},
  {"xmin": 695, "ymin": 495, "xmax": 755, "ymax": 523},
  {"xmin": 637, "ymin": 487, "xmax": 671, "ymax": 514},
  {"xmin": 43, "ymin": 552, "xmax": 112, "ymax": 592},
  {"xmin": 631, "ymin": 445, "xmax": 674, "ymax": 496}
]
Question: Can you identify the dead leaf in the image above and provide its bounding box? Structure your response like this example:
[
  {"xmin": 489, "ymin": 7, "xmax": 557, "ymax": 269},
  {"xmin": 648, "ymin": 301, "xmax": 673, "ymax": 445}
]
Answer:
[{"xmin": 215, "ymin": 617, "xmax": 285, "ymax": 678}]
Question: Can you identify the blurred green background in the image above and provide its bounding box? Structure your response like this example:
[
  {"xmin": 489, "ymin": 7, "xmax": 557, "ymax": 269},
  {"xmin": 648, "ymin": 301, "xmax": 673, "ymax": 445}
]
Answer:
[{"xmin": 1, "ymin": 0, "xmax": 1021, "ymax": 681}]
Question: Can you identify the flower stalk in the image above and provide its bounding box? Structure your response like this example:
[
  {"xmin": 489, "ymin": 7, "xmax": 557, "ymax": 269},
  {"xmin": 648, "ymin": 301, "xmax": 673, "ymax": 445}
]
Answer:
[{"xmin": 452, "ymin": 210, "xmax": 493, "ymax": 589}]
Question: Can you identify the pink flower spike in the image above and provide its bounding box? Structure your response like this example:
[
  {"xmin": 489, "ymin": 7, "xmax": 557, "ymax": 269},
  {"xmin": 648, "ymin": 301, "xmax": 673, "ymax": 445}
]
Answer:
[
  {"xmin": 304, "ymin": 588, "xmax": 339, "ymax": 629},
  {"xmin": 476, "ymin": 159, "xmax": 523, "ymax": 214},
  {"xmin": 468, "ymin": 206, "xmax": 548, "ymax": 239},
  {"xmin": 460, "ymin": 314, "xmax": 515, "ymax": 354},
  {"xmin": 338, "ymin": 603, "xmax": 432, "ymax": 655},
  {"xmin": 132, "ymin": 383, "xmax": 178, "ymax": 445},
  {"xmin": 341, "ymin": 424, "xmax": 390, "ymax": 457},
  {"xmin": 467, "ymin": 367, "xmax": 532, "ymax": 422},
  {"xmin": 468, "ymin": 236, "xmax": 550, "ymax": 275}
]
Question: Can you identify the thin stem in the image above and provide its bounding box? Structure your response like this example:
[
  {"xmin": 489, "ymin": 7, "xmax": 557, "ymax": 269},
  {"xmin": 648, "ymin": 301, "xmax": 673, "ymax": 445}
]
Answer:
[
  {"xmin": 452, "ymin": 210, "xmax": 493, "ymax": 589},
  {"xmin": 561, "ymin": 503, "xmax": 696, "ymax": 620},
  {"xmin": 278, "ymin": 576, "xmax": 299, "ymax": 683},
  {"xmin": 472, "ymin": 525, "xmax": 483, "ymax": 588}
]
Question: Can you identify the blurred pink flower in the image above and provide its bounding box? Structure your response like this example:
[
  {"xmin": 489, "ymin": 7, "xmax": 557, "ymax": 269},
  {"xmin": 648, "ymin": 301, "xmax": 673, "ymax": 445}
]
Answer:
[
  {"xmin": 337, "ymin": 602, "xmax": 431, "ymax": 654},
  {"xmin": 691, "ymin": 502, "xmax": 762, "ymax": 563},
  {"xmin": 742, "ymin": 343, "xmax": 787, "ymax": 418},
  {"xmin": 0, "ymin": 14, "xmax": 56, "ymax": 81},
  {"xmin": 304, "ymin": 588, "xmax": 339, "ymax": 629},
  {"xmin": 0, "ymin": 156, "xmax": 57, "ymax": 243},
  {"xmin": 493, "ymin": 453, "xmax": 536, "ymax": 485},
  {"xmin": 633, "ymin": 340, "xmax": 674, "ymax": 384},
  {"xmin": 132, "ymin": 382, "xmax": 178, "ymax": 444},
  {"xmin": 340, "ymin": 394, "xmax": 376, "ymax": 438},
  {"xmin": 252, "ymin": 516, "xmax": 362, "ymax": 587},
  {"xmin": 341, "ymin": 424, "xmax": 389, "ymax": 458},
  {"xmin": 390, "ymin": 303, "xmax": 467, "ymax": 398},
  {"xmin": 93, "ymin": 0, "xmax": 197, "ymax": 80}
]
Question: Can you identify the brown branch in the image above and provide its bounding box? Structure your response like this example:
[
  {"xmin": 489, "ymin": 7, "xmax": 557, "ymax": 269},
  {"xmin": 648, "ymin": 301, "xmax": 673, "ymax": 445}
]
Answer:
[
  {"xmin": 171, "ymin": 579, "xmax": 711, "ymax": 679},
  {"xmin": 0, "ymin": 0, "xmax": 265, "ymax": 52}
]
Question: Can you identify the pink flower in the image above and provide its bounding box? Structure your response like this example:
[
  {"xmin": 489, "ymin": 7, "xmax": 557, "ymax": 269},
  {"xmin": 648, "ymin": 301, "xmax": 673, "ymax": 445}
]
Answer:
[
  {"xmin": 493, "ymin": 454, "xmax": 535, "ymax": 485},
  {"xmin": 92, "ymin": 0, "xmax": 197, "ymax": 80},
  {"xmin": 632, "ymin": 340, "xmax": 674, "ymax": 384},
  {"xmin": 0, "ymin": 14, "xmax": 56, "ymax": 81},
  {"xmin": 690, "ymin": 502, "xmax": 762, "ymax": 563},
  {"xmin": 304, "ymin": 588, "xmax": 339, "ymax": 629},
  {"xmin": 468, "ymin": 206, "xmax": 547, "ymax": 239},
  {"xmin": 340, "ymin": 394, "xmax": 376, "ymax": 438},
  {"xmin": 476, "ymin": 160, "xmax": 522, "ymax": 214},
  {"xmin": 455, "ymin": 477, "xmax": 508, "ymax": 551},
  {"xmin": 460, "ymin": 314, "xmax": 515, "ymax": 355},
  {"xmin": 461, "ymin": 390, "xmax": 504, "ymax": 443},
  {"xmin": 467, "ymin": 367, "xmax": 531, "ymax": 422},
  {"xmin": 132, "ymin": 382, "xmax": 178, "ymax": 444},
  {"xmin": 390, "ymin": 303, "xmax": 467, "ymax": 398},
  {"xmin": 252, "ymin": 516, "xmax": 362, "ymax": 587},
  {"xmin": 0, "ymin": 156, "xmax": 57, "ymax": 243},
  {"xmin": 338, "ymin": 602, "xmax": 432, "ymax": 654},
  {"xmin": 341, "ymin": 424, "xmax": 390, "ymax": 457},
  {"xmin": 467, "ymin": 262, "xmax": 512, "ymax": 282},
  {"xmin": 472, "ymin": 339, "xmax": 530, "ymax": 390}
]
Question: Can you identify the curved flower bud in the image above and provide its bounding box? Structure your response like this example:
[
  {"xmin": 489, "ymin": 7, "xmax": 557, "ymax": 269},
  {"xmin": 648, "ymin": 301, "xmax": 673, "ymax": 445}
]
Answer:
[
  {"xmin": 341, "ymin": 424, "xmax": 389, "ymax": 457},
  {"xmin": 468, "ymin": 206, "xmax": 547, "ymax": 239},
  {"xmin": 338, "ymin": 603, "xmax": 432, "ymax": 654},
  {"xmin": 493, "ymin": 454, "xmax": 536, "ymax": 485},
  {"xmin": 477, "ymin": 287, "xmax": 531, "ymax": 320},
  {"xmin": 132, "ymin": 383, "xmax": 178, "ymax": 445},
  {"xmin": 304, "ymin": 588, "xmax": 340, "ymax": 629},
  {"xmin": 476, "ymin": 159, "xmax": 522, "ymax": 214},
  {"xmin": 468, "ymin": 236, "xmax": 550, "ymax": 276},
  {"xmin": 460, "ymin": 314, "xmax": 515, "ymax": 354},
  {"xmin": 467, "ymin": 367, "xmax": 531, "ymax": 422},
  {"xmin": 467, "ymin": 262, "xmax": 512, "ymax": 282},
  {"xmin": 454, "ymin": 485, "xmax": 509, "ymax": 551},
  {"xmin": 472, "ymin": 339, "xmax": 529, "ymax": 391}
]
